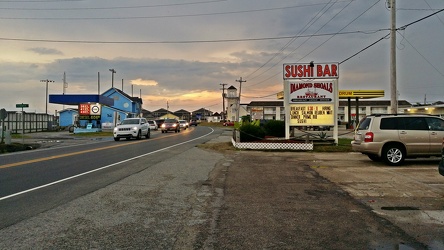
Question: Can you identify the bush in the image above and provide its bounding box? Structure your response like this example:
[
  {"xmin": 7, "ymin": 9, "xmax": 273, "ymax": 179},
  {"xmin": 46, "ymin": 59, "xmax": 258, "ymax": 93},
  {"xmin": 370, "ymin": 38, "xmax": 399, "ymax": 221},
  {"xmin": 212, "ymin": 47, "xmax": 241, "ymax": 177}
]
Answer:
[
  {"xmin": 263, "ymin": 120, "xmax": 285, "ymax": 137},
  {"xmin": 239, "ymin": 123, "xmax": 266, "ymax": 142}
]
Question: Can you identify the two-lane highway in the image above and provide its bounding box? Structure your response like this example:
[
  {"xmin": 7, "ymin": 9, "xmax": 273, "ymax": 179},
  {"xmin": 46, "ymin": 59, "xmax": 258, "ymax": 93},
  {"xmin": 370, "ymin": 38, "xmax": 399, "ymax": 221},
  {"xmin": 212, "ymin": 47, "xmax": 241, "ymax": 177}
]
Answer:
[{"xmin": 0, "ymin": 126, "xmax": 218, "ymax": 229}]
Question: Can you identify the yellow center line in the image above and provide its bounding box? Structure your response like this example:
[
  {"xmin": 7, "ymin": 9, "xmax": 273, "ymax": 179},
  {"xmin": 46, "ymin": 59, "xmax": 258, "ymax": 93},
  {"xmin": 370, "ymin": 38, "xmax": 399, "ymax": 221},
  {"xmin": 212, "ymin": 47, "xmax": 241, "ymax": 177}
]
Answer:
[{"xmin": 0, "ymin": 135, "xmax": 170, "ymax": 169}]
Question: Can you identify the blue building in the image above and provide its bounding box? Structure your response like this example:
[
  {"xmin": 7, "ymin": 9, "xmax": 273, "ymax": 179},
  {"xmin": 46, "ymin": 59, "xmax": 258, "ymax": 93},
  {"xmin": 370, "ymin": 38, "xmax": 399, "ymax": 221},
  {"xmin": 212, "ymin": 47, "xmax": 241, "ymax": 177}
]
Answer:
[{"xmin": 50, "ymin": 87, "xmax": 143, "ymax": 131}]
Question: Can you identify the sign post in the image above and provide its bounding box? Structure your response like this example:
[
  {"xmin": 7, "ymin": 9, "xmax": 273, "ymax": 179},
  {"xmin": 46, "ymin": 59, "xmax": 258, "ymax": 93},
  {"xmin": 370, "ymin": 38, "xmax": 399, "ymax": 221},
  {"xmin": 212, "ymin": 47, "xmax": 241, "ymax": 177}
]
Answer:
[
  {"xmin": 283, "ymin": 63, "xmax": 339, "ymax": 144},
  {"xmin": 16, "ymin": 103, "xmax": 29, "ymax": 145},
  {"xmin": 0, "ymin": 108, "xmax": 7, "ymax": 144}
]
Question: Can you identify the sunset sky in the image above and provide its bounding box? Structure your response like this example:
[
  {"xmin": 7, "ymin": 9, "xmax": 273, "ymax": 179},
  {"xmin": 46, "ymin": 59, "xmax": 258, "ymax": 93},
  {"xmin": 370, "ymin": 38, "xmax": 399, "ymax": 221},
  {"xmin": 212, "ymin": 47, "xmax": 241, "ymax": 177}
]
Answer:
[{"xmin": 0, "ymin": 0, "xmax": 443, "ymax": 115}]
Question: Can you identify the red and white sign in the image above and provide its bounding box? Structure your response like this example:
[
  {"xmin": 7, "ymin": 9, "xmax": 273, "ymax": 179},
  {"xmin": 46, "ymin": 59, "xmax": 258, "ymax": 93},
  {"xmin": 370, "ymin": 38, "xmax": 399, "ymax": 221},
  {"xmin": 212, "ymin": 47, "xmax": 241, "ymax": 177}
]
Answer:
[
  {"xmin": 283, "ymin": 63, "xmax": 339, "ymax": 79},
  {"xmin": 79, "ymin": 103, "xmax": 101, "ymax": 115}
]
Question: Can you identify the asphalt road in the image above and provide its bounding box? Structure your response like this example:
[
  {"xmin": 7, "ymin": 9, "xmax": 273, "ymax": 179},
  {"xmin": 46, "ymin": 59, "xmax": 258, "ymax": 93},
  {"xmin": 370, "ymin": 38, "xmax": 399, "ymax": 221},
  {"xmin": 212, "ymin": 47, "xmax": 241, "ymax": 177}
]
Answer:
[{"xmin": 0, "ymin": 126, "xmax": 443, "ymax": 249}]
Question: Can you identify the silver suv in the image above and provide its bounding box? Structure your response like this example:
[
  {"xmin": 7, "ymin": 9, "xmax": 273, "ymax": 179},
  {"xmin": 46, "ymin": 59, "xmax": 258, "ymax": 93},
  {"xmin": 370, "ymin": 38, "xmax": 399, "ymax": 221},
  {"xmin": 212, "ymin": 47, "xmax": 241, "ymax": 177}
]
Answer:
[
  {"xmin": 352, "ymin": 114, "xmax": 444, "ymax": 165},
  {"xmin": 113, "ymin": 118, "xmax": 150, "ymax": 141}
]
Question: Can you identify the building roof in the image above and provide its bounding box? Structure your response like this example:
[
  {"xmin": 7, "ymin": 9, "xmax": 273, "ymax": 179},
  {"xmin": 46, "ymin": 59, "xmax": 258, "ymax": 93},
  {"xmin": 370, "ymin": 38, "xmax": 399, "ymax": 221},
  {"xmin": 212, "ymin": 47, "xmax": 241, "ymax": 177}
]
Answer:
[
  {"xmin": 339, "ymin": 100, "xmax": 411, "ymax": 106},
  {"xmin": 248, "ymin": 101, "xmax": 284, "ymax": 107},
  {"xmin": 49, "ymin": 94, "xmax": 114, "ymax": 106},
  {"xmin": 111, "ymin": 88, "xmax": 143, "ymax": 104}
]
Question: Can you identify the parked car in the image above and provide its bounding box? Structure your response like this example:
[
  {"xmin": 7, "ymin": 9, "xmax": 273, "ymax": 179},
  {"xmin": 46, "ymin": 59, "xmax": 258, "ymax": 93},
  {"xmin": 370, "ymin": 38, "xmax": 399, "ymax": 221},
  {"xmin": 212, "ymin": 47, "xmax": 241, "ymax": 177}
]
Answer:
[
  {"xmin": 352, "ymin": 114, "xmax": 444, "ymax": 166},
  {"xmin": 161, "ymin": 119, "xmax": 180, "ymax": 133},
  {"xmin": 113, "ymin": 118, "xmax": 150, "ymax": 141},
  {"xmin": 223, "ymin": 121, "xmax": 234, "ymax": 126},
  {"xmin": 189, "ymin": 119, "xmax": 198, "ymax": 126},
  {"xmin": 440, "ymin": 138, "xmax": 444, "ymax": 176},
  {"xmin": 147, "ymin": 120, "xmax": 158, "ymax": 131},
  {"xmin": 178, "ymin": 120, "xmax": 188, "ymax": 129}
]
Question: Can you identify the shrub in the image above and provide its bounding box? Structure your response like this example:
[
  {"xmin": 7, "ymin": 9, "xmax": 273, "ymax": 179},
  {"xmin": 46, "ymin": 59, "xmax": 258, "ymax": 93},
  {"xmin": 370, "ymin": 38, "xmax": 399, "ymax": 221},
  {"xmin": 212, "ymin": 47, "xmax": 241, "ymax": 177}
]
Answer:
[
  {"xmin": 239, "ymin": 123, "xmax": 266, "ymax": 142},
  {"xmin": 263, "ymin": 120, "xmax": 285, "ymax": 137}
]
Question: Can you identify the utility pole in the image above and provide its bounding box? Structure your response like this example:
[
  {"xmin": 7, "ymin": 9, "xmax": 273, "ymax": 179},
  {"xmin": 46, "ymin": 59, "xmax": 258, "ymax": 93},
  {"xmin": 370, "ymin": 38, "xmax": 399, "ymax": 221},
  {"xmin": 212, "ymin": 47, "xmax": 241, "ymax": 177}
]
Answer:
[
  {"xmin": 166, "ymin": 101, "xmax": 169, "ymax": 118},
  {"xmin": 220, "ymin": 83, "xmax": 227, "ymax": 121},
  {"xmin": 121, "ymin": 79, "xmax": 124, "ymax": 91},
  {"xmin": 40, "ymin": 79, "xmax": 55, "ymax": 114},
  {"xmin": 235, "ymin": 77, "xmax": 246, "ymax": 122},
  {"xmin": 109, "ymin": 69, "xmax": 116, "ymax": 88},
  {"xmin": 62, "ymin": 72, "xmax": 68, "ymax": 110},
  {"xmin": 98, "ymin": 72, "xmax": 100, "ymax": 94},
  {"xmin": 389, "ymin": 0, "xmax": 397, "ymax": 114}
]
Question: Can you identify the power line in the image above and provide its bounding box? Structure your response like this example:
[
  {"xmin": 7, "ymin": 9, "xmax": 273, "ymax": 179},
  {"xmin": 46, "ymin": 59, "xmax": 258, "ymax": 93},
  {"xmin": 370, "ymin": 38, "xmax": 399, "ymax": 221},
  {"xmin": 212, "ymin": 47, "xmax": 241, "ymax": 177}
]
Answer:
[
  {"xmin": 246, "ymin": 0, "xmax": 340, "ymax": 80},
  {"xmin": 0, "ymin": 0, "xmax": 227, "ymax": 11},
  {"xmin": 0, "ymin": 2, "xmax": 351, "ymax": 20},
  {"xmin": 0, "ymin": 29, "xmax": 387, "ymax": 44}
]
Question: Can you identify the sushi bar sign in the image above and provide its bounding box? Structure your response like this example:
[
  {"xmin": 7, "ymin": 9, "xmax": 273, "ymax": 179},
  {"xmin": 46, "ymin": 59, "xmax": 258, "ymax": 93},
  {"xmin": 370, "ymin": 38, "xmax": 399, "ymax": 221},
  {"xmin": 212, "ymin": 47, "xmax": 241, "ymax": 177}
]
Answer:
[{"xmin": 283, "ymin": 63, "xmax": 339, "ymax": 136}]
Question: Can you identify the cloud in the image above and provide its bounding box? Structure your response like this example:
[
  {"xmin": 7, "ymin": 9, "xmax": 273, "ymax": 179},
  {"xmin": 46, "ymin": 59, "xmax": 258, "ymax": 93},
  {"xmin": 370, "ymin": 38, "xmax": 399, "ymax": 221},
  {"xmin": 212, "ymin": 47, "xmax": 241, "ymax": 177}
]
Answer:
[
  {"xmin": 28, "ymin": 47, "xmax": 64, "ymax": 56},
  {"xmin": 130, "ymin": 78, "xmax": 158, "ymax": 86}
]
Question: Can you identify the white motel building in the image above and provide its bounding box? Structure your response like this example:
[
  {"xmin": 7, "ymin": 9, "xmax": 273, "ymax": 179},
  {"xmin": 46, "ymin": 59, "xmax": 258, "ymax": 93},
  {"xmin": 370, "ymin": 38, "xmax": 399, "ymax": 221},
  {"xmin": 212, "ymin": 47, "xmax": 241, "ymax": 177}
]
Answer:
[{"xmin": 225, "ymin": 85, "xmax": 444, "ymax": 125}]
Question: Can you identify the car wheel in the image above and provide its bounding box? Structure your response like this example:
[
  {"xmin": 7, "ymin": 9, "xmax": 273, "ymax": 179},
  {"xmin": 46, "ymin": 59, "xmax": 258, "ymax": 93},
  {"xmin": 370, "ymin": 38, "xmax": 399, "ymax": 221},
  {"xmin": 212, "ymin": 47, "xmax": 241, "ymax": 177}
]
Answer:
[
  {"xmin": 114, "ymin": 137, "xmax": 120, "ymax": 141},
  {"xmin": 382, "ymin": 144, "xmax": 405, "ymax": 166},
  {"xmin": 136, "ymin": 130, "xmax": 141, "ymax": 140},
  {"xmin": 145, "ymin": 129, "xmax": 150, "ymax": 139},
  {"xmin": 368, "ymin": 154, "xmax": 381, "ymax": 162}
]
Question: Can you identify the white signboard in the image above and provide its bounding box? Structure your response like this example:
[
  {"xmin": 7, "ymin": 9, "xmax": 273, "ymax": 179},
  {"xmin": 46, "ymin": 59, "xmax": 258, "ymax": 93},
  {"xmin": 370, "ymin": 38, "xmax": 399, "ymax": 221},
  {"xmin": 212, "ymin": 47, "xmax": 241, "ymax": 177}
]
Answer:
[{"xmin": 283, "ymin": 63, "xmax": 339, "ymax": 142}]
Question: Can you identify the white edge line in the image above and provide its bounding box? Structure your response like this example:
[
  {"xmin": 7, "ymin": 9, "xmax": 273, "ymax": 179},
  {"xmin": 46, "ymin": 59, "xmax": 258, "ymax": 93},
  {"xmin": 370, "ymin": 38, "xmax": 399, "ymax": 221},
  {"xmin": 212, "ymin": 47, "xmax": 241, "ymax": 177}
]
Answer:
[{"xmin": 0, "ymin": 128, "xmax": 215, "ymax": 201}]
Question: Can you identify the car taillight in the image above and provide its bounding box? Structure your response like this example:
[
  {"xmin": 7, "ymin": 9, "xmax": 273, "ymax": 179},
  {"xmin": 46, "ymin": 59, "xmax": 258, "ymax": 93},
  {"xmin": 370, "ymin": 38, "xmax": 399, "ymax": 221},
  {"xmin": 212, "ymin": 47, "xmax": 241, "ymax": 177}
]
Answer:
[{"xmin": 364, "ymin": 132, "xmax": 374, "ymax": 142}]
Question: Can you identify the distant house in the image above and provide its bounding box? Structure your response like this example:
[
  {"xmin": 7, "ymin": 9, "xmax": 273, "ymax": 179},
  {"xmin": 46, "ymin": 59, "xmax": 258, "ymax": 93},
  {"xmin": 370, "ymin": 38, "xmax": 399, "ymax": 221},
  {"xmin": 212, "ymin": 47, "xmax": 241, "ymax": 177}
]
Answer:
[
  {"xmin": 141, "ymin": 109, "xmax": 154, "ymax": 119},
  {"xmin": 159, "ymin": 113, "xmax": 180, "ymax": 120},
  {"xmin": 59, "ymin": 108, "xmax": 78, "ymax": 127},
  {"xmin": 191, "ymin": 108, "xmax": 212, "ymax": 121},
  {"xmin": 206, "ymin": 112, "xmax": 222, "ymax": 122},
  {"xmin": 173, "ymin": 109, "xmax": 191, "ymax": 120},
  {"xmin": 152, "ymin": 108, "xmax": 170, "ymax": 118}
]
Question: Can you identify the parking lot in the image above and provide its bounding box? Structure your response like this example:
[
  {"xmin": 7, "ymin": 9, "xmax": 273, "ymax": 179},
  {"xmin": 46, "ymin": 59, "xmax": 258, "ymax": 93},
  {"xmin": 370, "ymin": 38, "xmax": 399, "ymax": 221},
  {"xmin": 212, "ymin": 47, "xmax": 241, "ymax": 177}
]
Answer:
[{"xmin": 308, "ymin": 151, "xmax": 444, "ymax": 247}]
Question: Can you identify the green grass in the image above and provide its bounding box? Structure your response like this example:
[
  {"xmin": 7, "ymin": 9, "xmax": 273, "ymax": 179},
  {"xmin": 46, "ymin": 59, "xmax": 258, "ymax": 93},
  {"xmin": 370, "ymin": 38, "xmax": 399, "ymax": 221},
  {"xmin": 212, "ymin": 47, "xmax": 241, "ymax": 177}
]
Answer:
[
  {"xmin": 71, "ymin": 131, "xmax": 113, "ymax": 137},
  {"xmin": 313, "ymin": 138, "xmax": 352, "ymax": 152}
]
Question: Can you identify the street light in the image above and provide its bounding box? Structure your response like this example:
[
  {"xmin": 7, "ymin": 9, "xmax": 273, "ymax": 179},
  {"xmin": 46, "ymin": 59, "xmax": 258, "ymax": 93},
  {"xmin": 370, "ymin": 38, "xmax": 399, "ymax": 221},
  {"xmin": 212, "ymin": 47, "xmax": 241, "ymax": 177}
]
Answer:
[
  {"xmin": 40, "ymin": 79, "xmax": 55, "ymax": 114},
  {"xmin": 109, "ymin": 69, "xmax": 116, "ymax": 88}
]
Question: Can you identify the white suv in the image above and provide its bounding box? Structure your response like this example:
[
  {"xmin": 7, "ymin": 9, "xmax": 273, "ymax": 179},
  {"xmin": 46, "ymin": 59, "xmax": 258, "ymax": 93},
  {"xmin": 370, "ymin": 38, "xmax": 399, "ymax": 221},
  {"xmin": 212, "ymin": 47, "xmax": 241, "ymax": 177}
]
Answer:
[{"xmin": 113, "ymin": 118, "xmax": 150, "ymax": 141}]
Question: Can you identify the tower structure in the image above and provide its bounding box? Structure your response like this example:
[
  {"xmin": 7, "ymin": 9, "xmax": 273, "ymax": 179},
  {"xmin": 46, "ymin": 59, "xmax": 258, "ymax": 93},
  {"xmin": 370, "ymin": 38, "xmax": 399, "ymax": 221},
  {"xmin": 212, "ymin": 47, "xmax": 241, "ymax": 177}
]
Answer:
[{"xmin": 225, "ymin": 85, "xmax": 238, "ymax": 122}]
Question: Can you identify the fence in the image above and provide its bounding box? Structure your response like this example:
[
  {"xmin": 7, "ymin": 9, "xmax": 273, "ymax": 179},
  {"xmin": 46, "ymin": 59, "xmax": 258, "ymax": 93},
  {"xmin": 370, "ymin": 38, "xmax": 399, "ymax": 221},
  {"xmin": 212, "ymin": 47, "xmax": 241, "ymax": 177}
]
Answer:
[{"xmin": 1, "ymin": 111, "xmax": 56, "ymax": 134}]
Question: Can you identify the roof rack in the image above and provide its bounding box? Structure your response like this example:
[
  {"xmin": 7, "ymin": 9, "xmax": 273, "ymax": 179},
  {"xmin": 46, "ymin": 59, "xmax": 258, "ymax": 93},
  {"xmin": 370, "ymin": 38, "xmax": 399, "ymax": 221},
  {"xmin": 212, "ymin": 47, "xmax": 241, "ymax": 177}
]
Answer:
[{"xmin": 368, "ymin": 113, "xmax": 435, "ymax": 117}]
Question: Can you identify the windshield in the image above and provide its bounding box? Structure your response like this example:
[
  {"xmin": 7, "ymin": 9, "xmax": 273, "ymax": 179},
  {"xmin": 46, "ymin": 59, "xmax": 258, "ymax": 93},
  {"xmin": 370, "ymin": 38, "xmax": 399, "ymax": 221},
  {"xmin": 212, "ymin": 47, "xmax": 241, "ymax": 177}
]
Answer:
[
  {"xmin": 121, "ymin": 119, "xmax": 139, "ymax": 125},
  {"xmin": 165, "ymin": 119, "xmax": 176, "ymax": 123}
]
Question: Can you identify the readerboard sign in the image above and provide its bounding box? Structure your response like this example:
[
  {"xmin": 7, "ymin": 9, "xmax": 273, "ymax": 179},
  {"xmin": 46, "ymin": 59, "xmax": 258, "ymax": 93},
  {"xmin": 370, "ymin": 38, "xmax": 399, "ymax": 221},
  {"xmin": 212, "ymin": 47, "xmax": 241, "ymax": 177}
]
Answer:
[{"xmin": 78, "ymin": 103, "xmax": 101, "ymax": 120}]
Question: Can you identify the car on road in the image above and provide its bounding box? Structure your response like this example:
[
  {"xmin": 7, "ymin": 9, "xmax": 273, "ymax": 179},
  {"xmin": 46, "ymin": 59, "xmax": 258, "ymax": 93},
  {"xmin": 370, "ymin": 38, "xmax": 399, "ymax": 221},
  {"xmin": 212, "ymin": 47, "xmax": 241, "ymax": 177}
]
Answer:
[
  {"xmin": 178, "ymin": 120, "xmax": 188, "ymax": 129},
  {"xmin": 189, "ymin": 119, "xmax": 198, "ymax": 126},
  {"xmin": 147, "ymin": 120, "xmax": 158, "ymax": 131},
  {"xmin": 352, "ymin": 114, "xmax": 444, "ymax": 166},
  {"xmin": 161, "ymin": 119, "xmax": 180, "ymax": 133},
  {"xmin": 155, "ymin": 119, "xmax": 165, "ymax": 128},
  {"xmin": 113, "ymin": 118, "xmax": 150, "ymax": 141}
]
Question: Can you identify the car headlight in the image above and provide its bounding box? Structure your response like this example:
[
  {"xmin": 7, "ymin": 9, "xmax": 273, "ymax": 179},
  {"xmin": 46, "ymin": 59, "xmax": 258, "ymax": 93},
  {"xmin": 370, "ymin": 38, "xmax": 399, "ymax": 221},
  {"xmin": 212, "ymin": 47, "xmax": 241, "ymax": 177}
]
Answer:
[
  {"xmin": 173, "ymin": 124, "xmax": 177, "ymax": 127},
  {"xmin": 132, "ymin": 126, "xmax": 138, "ymax": 131},
  {"xmin": 161, "ymin": 124, "xmax": 165, "ymax": 128},
  {"xmin": 114, "ymin": 127, "xmax": 118, "ymax": 132}
]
